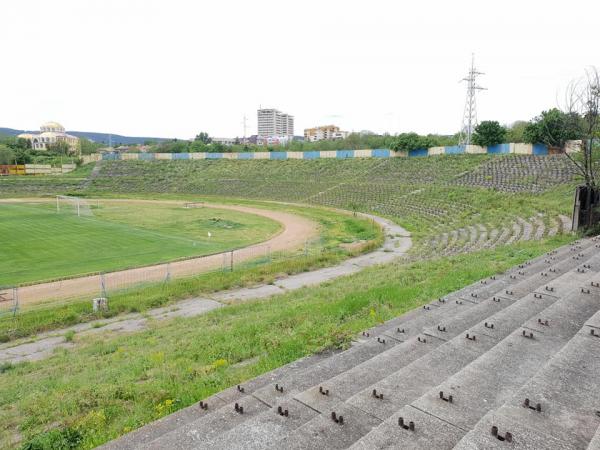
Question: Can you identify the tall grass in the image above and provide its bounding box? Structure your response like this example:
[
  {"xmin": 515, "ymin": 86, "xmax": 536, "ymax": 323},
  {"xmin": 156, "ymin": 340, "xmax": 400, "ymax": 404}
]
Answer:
[{"xmin": 0, "ymin": 236, "xmax": 573, "ymax": 449}]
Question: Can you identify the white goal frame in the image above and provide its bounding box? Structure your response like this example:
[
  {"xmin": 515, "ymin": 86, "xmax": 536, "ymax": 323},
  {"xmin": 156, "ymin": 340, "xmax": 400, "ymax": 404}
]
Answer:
[{"xmin": 56, "ymin": 195, "xmax": 93, "ymax": 217}]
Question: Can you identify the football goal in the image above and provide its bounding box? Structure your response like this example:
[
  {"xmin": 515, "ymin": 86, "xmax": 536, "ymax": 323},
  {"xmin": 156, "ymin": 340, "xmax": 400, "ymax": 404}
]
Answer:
[{"xmin": 56, "ymin": 195, "xmax": 94, "ymax": 217}]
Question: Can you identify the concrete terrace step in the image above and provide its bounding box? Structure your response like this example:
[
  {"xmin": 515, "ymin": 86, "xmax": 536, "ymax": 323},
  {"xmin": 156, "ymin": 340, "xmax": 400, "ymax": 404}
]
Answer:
[
  {"xmin": 345, "ymin": 257, "xmax": 600, "ymax": 423},
  {"xmin": 98, "ymin": 350, "xmax": 337, "ymax": 450},
  {"xmin": 159, "ymin": 252, "xmax": 592, "ymax": 450},
  {"xmin": 98, "ymin": 238, "xmax": 599, "ymax": 450},
  {"xmin": 278, "ymin": 256, "xmax": 600, "ymax": 450},
  {"xmin": 455, "ymin": 309, "xmax": 600, "ymax": 450},
  {"xmin": 296, "ymin": 250, "xmax": 600, "ymax": 416},
  {"xmin": 197, "ymin": 245, "xmax": 600, "ymax": 450},
  {"xmin": 101, "ymin": 265, "xmax": 511, "ymax": 449},
  {"xmin": 589, "ymin": 427, "xmax": 600, "ymax": 450},
  {"xmin": 351, "ymin": 271, "xmax": 600, "ymax": 449},
  {"xmin": 122, "ymin": 288, "xmax": 479, "ymax": 449}
]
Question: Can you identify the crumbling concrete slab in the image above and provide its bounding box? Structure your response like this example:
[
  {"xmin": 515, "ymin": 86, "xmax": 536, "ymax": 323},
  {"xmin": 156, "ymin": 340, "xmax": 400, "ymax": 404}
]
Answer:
[
  {"xmin": 201, "ymin": 398, "xmax": 318, "ymax": 450},
  {"xmin": 279, "ymin": 401, "xmax": 382, "ymax": 450},
  {"xmin": 468, "ymin": 293, "xmax": 558, "ymax": 341},
  {"xmin": 145, "ymin": 396, "xmax": 270, "ymax": 450},
  {"xmin": 522, "ymin": 290, "xmax": 600, "ymax": 339},
  {"xmin": 454, "ymin": 410, "xmax": 580, "ymax": 450},
  {"xmin": 100, "ymin": 394, "xmax": 227, "ymax": 450},
  {"xmin": 347, "ymin": 337, "xmax": 487, "ymax": 421},
  {"xmin": 349, "ymin": 405, "xmax": 465, "ymax": 450},
  {"xmin": 294, "ymin": 335, "xmax": 446, "ymax": 412},
  {"xmin": 412, "ymin": 332, "xmax": 568, "ymax": 431},
  {"xmin": 252, "ymin": 334, "xmax": 403, "ymax": 407}
]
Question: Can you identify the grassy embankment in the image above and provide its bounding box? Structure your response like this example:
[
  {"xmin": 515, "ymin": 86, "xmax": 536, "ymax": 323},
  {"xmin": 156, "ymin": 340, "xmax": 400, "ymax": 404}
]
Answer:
[{"xmin": 0, "ymin": 235, "xmax": 574, "ymax": 449}]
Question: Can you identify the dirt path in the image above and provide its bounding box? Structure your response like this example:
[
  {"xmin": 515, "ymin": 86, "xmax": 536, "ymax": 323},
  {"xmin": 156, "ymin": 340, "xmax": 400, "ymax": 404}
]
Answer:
[{"xmin": 1, "ymin": 198, "xmax": 318, "ymax": 305}]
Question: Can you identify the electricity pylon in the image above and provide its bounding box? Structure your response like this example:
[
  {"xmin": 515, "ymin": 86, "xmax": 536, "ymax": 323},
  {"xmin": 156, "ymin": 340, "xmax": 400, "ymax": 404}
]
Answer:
[{"xmin": 459, "ymin": 54, "xmax": 486, "ymax": 146}]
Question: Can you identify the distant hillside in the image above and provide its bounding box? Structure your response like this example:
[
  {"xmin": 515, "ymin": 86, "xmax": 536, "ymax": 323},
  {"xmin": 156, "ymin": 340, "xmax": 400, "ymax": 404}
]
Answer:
[{"xmin": 0, "ymin": 127, "xmax": 171, "ymax": 145}]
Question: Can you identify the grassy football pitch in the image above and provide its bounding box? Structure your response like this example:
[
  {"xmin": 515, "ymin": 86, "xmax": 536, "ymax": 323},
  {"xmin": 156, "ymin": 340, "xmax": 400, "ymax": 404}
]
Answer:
[{"xmin": 0, "ymin": 200, "xmax": 281, "ymax": 286}]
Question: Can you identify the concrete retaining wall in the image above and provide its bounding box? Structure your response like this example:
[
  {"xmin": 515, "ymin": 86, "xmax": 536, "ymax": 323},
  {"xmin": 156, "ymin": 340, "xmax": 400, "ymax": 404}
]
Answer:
[
  {"xmin": 93, "ymin": 143, "xmax": 552, "ymax": 162},
  {"xmin": 22, "ymin": 164, "xmax": 77, "ymax": 175}
]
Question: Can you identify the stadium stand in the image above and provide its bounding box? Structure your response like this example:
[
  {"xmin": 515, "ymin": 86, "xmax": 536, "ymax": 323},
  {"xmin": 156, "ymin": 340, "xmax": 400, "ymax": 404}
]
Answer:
[
  {"xmin": 101, "ymin": 237, "xmax": 600, "ymax": 450},
  {"xmin": 70, "ymin": 155, "xmax": 578, "ymax": 261},
  {"xmin": 452, "ymin": 155, "xmax": 577, "ymax": 193}
]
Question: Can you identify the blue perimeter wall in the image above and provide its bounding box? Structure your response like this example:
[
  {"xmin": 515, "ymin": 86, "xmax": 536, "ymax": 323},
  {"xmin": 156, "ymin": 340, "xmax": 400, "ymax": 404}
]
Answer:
[{"xmin": 100, "ymin": 144, "xmax": 549, "ymax": 161}]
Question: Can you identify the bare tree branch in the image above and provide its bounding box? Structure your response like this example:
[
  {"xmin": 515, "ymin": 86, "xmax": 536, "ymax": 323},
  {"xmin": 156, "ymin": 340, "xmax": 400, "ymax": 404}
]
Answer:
[{"xmin": 558, "ymin": 66, "xmax": 600, "ymax": 188}]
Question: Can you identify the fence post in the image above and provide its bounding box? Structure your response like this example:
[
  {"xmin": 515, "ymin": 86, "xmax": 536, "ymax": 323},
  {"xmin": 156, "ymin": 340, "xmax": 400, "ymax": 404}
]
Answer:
[
  {"xmin": 13, "ymin": 287, "xmax": 19, "ymax": 317},
  {"xmin": 100, "ymin": 273, "xmax": 107, "ymax": 299},
  {"xmin": 230, "ymin": 250, "xmax": 234, "ymax": 272},
  {"xmin": 304, "ymin": 240, "xmax": 308, "ymax": 256},
  {"xmin": 165, "ymin": 263, "xmax": 171, "ymax": 282}
]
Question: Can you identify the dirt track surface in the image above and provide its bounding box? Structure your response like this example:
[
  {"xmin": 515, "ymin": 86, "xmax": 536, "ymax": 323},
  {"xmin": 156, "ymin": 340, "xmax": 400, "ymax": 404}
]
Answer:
[
  {"xmin": 2, "ymin": 198, "xmax": 318, "ymax": 305},
  {"xmin": 0, "ymin": 213, "xmax": 411, "ymax": 365}
]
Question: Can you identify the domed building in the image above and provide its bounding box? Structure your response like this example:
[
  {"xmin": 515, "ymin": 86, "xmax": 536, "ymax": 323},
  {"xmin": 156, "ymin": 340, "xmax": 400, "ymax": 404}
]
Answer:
[{"xmin": 18, "ymin": 122, "xmax": 80, "ymax": 153}]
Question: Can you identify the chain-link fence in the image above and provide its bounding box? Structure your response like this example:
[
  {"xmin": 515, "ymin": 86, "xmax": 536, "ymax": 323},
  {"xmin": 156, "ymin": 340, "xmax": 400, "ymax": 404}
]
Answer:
[
  {"xmin": 0, "ymin": 287, "xmax": 19, "ymax": 317},
  {"xmin": 8, "ymin": 238, "xmax": 326, "ymax": 315}
]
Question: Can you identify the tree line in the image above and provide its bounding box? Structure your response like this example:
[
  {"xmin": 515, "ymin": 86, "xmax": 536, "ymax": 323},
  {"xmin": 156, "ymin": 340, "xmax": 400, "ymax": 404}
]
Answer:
[
  {"xmin": 0, "ymin": 135, "xmax": 87, "ymax": 165},
  {"xmin": 140, "ymin": 106, "xmax": 586, "ymax": 155}
]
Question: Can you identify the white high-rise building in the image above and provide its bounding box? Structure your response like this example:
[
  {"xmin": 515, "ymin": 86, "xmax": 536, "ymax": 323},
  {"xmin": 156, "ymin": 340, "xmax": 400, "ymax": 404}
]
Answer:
[{"xmin": 257, "ymin": 108, "xmax": 294, "ymax": 138}]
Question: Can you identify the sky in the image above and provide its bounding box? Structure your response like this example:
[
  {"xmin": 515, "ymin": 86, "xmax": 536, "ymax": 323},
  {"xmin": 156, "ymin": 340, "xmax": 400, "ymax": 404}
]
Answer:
[{"xmin": 2, "ymin": 0, "xmax": 599, "ymax": 139}]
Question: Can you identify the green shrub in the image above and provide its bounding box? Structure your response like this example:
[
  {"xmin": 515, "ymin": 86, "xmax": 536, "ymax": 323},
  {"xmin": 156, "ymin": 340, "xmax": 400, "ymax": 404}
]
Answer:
[
  {"xmin": 64, "ymin": 330, "xmax": 75, "ymax": 342},
  {"xmin": 20, "ymin": 427, "xmax": 83, "ymax": 450}
]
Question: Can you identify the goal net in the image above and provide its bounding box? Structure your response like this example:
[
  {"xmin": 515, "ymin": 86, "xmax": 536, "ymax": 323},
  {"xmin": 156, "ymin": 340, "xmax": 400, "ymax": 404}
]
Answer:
[{"xmin": 56, "ymin": 195, "xmax": 94, "ymax": 217}]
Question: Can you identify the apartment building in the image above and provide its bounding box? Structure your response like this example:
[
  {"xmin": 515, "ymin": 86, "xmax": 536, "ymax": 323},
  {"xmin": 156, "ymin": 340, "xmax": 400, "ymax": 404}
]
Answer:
[
  {"xmin": 257, "ymin": 108, "xmax": 294, "ymax": 138},
  {"xmin": 304, "ymin": 125, "xmax": 349, "ymax": 142}
]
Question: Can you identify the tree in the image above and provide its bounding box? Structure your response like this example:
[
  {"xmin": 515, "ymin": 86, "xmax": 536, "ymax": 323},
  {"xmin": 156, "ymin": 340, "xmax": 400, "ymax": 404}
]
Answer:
[
  {"xmin": 158, "ymin": 139, "xmax": 189, "ymax": 153},
  {"xmin": 189, "ymin": 140, "xmax": 208, "ymax": 152},
  {"xmin": 562, "ymin": 68, "xmax": 600, "ymax": 188},
  {"xmin": 523, "ymin": 108, "xmax": 581, "ymax": 148},
  {"xmin": 0, "ymin": 136, "xmax": 31, "ymax": 150},
  {"xmin": 472, "ymin": 121, "xmax": 506, "ymax": 146},
  {"xmin": 426, "ymin": 134, "xmax": 459, "ymax": 147},
  {"xmin": 506, "ymin": 120, "xmax": 529, "ymax": 143},
  {"xmin": 549, "ymin": 67, "xmax": 600, "ymax": 231},
  {"xmin": 210, "ymin": 142, "xmax": 226, "ymax": 152},
  {"xmin": 14, "ymin": 137, "xmax": 31, "ymax": 150},
  {"xmin": 0, "ymin": 144, "xmax": 15, "ymax": 164},
  {"xmin": 79, "ymin": 138, "xmax": 103, "ymax": 155},
  {"xmin": 194, "ymin": 132, "xmax": 212, "ymax": 144},
  {"xmin": 46, "ymin": 141, "xmax": 71, "ymax": 156},
  {"xmin": 344, "ymin": 132, "xmax": 363, "ymax": 150},
  {"xmin": 14, "ymin": 148, "xmax": 32, "ymax": 164},
  {"xmin": 390, "ymin": 133, "xmax": 434, "ymax": 152}
]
